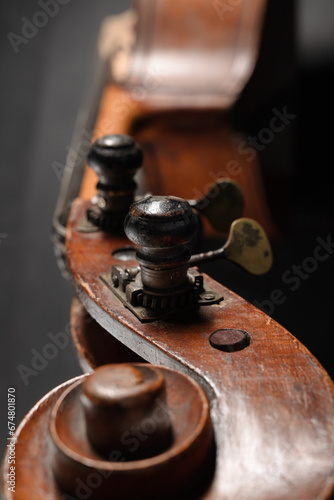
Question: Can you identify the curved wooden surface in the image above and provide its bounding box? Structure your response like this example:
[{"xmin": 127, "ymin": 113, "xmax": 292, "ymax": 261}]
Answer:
[
  {"xmin": 1, "ymin": 378, "xmax": 82, "ymax": 500},
  {"xmin": 71, "ymin": 295, "xmax": 145, "ymax": 372},
  {"xmin": 1, "ymin": 367, "xmax": 214, "ymax": 500},
  {"xmin": 3, "ymin": 4, "xmax": 331, "ymax": 498},
  {"xmin": 76, "ymin": 3, "xmax": 278, "ymax": 239},
  {"xmin": 62, "ymin": 198, "xmax": 334, "ymax": 500},
  {"xmin": 122, "ymin": 0, "xmax": 268, "ymax": 108},
  {"xmin": 79, "ymin": 84, "xmax": 279, "ymax": 239}
]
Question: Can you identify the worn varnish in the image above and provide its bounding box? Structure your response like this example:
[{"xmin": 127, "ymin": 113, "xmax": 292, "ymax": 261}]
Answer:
[
  {"xmin": 122, "ymin": 0, "xmax": 267, "ymax": 108},
  {"xmin": 60, "ymin": 199, "xmax": 334, "ymax": 499},
  {"xmin": 3, "ymin": 2, "xmax": 333, "ymax": 498},
  {"xmin": 1, "ymin": 366, "xmax": 214, "ymax": 500},
  {"xmin": 1, "ymin": 379, "xmax": 81, "ymax": 500},
  {"xmin": 79, "ymin": 85, "xmax": 279, "ymax": 239}
]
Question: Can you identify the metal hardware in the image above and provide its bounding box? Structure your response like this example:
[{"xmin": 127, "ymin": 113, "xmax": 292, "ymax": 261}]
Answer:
[
  {"xmin": 104, "ymin": 195, "xmax": 223, "ymax": 322},
  {"xmin": 105, "ymin": 196, "xmax": 272, "ymax": 322},
  {"xmin": 124, "ymin": 195, "xmax": 198, "ymax": 290},
  {"xmin": 190, "ymin": 217, "xmax": 273, "ymax": 275},
  {"xmin": 102, "ymin": 267, "xmax": 222, "ymax": 322}
]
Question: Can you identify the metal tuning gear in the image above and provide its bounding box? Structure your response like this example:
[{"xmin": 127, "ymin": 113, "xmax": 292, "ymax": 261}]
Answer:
[
  {"xmin": 105, "ymin": 195, "xmax": 223, "ymax": 322},
  {"xmin": 105, "ymin": 194, "xmax": 272, "ymax": 322}
]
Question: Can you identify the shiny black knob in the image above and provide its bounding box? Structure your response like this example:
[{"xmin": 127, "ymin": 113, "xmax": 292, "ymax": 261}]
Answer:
[
  {"xmin": 125, "ymin": 196, "xmax": 199, "ymax": 290},
  {"xmin": 88, "ymin": 135, "xmax": 143, "ymax": 190},
  {"xmin": 86, "ymin": 135, "xmax": 143, "ymax": 232}
]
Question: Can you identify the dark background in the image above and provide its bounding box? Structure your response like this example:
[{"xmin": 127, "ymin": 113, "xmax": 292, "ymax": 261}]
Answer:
[{"xmin": 0, "ymin": 0, "xmax": 333, "ymax": 476}]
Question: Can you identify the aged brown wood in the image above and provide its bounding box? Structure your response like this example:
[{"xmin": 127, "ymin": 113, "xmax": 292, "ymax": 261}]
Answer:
[
  {"xmin": 3, "ymin": 2, "xmax": 333, "ymax": 499},
  {"xmin": 79, "ymin": 85, "xmax": 279, "ymax": 239},
  {"xmin": 61, "ymin": 199, "xmax": 334, "ymax": 500},
  {"xmin": 120, "ymin": 0, "xmax": 268, "ymax": 109},
  {"xmin": 1, "ymin": 378, "xmax": 81, "ymax": 500},
  {"xmin": 79, "ymin": 364, "xmax": 174, "ymax": 461},
  {"xmin": 77, "ymin": 0, "xmax": 279, "ymax": 239},
  {"xmin": 1, "ymin": 365, "xmax": 214, "ymax": 500}
]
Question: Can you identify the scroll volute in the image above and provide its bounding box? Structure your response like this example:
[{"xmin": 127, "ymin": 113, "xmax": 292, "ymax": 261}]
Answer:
[{"xmin": 120, "ymin": 0, "xmax": 268, "ymax": 109}]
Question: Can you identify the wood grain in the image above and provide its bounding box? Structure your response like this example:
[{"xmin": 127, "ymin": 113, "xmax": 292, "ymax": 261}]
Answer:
[
  {"xmin": 1, "ymin": 368, "xmax": 214, "ymax": 500},
  {"xmin": 64, "ymin": 198, "xmax": 334, "ymax": 499},
  {"xmin": 124, "ymin": 0, "xmax": 267, "ymax": 108}
]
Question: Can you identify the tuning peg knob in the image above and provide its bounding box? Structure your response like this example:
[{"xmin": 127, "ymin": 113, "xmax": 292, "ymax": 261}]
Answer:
[
  {"xmin": 125, "ymin": 196, "xmax": 199, "ymax": 290},
  {"xmin": 86, "ymin": 134, "xmax": 143, "ymax": 232}
]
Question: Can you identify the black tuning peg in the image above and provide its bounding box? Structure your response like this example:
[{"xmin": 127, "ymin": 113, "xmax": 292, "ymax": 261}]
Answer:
[
  {"xmin": 106, "ymin": 195, "xmax": 272, "ymax": 322},
  {"xmin": 124, "ymin": 195, "xmax": 199, "ymax": 291},
  {"xmin": 107, "ymin": 195, "xmax": 223, "ymax": 322},
  {"xmin": 86, "ymin": 134, "xmax": 143, "ymax": 232}
]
